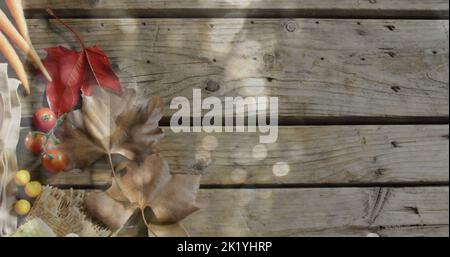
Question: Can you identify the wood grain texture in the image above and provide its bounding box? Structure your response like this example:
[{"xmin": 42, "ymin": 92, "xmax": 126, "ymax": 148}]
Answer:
[
  {"xmin": 17, "ymin": 125, "xmax": 449, "ymax": 186},
  {"xmin": 114, "ymin": 187, "xmax": 449, "ymax": 237},
  {"xmin": 21, "ymin": 18, "xmax": 449, "ymax": 120},
  {"xmin": 23, "ymin": 0, "xmax": 450, "ymax": 18}
]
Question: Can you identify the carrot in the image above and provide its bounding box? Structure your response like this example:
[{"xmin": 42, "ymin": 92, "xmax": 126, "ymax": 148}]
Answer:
[
  {"xmin": 0, "ymin": 31, "xmax": 30, "ymax": 94},
  {"xmin": 5, "ymin": 0, "xmax": 30, "ymax": 42},
  {"xmin": 0, "ymin": 9, "xmax": 52, "ymax": 83}
]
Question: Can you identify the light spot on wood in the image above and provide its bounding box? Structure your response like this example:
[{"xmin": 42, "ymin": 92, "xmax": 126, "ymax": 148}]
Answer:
[
  {"xmin": 273, "ymin": 162, "xmax": 290, "ymax": 177},
  {"xmin": 240, "ymin": 78, "xmax": 267, "ymax": 95},
  {"xmin": 252, "ymin": 144, "xmax": 268, "ymax": 160},
  {"xmin": 202, "ymin": 135, "xmax": 219, "ymax": 151},
  {"xmin": 194, "ymin": 151, "xmax": 211, "ymax": 172},
  {"xmin": 231, "ymin": 168, "xmax": 248, "ymax": 184}
]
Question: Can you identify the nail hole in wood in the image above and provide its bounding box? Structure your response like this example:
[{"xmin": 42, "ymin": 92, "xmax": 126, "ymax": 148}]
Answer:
[
  {"xmin": 391, "ymin": 86, "xmax": 401, "ymax": 92},
  {"xmin": 385, "ymin": 25, "xmax": 396, "ymax": 31},
  {"xmin": 375, "ymin": 168, "xmax": 386, "ymax": 176},
  {"xmin": 387, "ymin": 52, "xmax": 396, "ymax": 58}
]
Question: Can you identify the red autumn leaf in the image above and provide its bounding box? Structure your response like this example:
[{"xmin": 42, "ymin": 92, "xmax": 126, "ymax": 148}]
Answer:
[
  {"xmin": 41, "ymin": 9, "xmax": 121, "ymax": 118},
  {"xmin": 82, "ymin": 46, "xmax": 121, "ymax": 96},
  {"xmin": 43, "ymin": 46, "xmax": 86, "ymax": 118}
]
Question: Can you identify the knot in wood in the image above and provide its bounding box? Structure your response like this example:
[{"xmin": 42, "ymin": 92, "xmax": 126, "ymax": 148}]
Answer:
[
  {"xmin": 263, "ymin": 54, "xmax": 275, "ymax": 65},
  {"xmin": 206, "ymin": 80, "xmax": 220, "ymax": 92},
  {"xmin": 285, "ymin": 21, "xmax": 297, "ymax": 32}
]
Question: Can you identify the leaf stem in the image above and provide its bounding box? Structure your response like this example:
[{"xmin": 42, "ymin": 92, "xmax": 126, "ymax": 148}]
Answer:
[
  {"xmin": 35, "ymin": 114, "xmax": 66, "ymax": 157},
  {"xmin": 46, "ymin": 8, "xmax": 86, "ymax": 49},
  {"xmin": 107, "ymin": 153, "xmax": 128, "ymax": 201},
  {"xmin": 107, "ymin": 155, "xmax": 157, "ymax": 237},
  {"xmin": 179, "ymin": 222, "xmax": 191, "ymax": 237},
  {"xmin": 107, "ymin": 153, "xmax": 118, "ymax": 178},
  {"xmin": 140, "ymin": 208, "xmax": 158, "ymax": 237}
]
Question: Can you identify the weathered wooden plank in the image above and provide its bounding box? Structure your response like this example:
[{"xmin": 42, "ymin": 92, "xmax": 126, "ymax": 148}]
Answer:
[
  {"xmin": 112, "ymin": 187, "xmax": 450, "ymax": 237},
  {"xmin": 23, "ymin": 0, "xmax": 450, "ymax": 18},
  {"xmin": 17, "ymin": 125, "xmax": 449, "ymax": 186},
  {"xmin": 21, "ymin": 19, "xmax": 449, "ymax": 121}
]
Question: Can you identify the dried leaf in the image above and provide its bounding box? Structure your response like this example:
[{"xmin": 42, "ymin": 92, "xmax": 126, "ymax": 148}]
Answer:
[
  {"xmin": 147, "ymin": 223, "xmax": 191, "ymax": 237},
  {"xmin": 85, "ymin": 154, "xmax": 201, "ymax": 236},
  {"xmin": 60, "ymin": 87, "xmax": 164, "ymax": 168}
]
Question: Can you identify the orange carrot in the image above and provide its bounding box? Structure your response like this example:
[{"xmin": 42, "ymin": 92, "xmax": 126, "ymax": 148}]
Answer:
[
  {"xmin": 0, "ymin": 9, "xmax": 52, "ymax": 83},
  {"xmin": 5, "ymin": 0, "xmax": 30, "ymax": 41},
  {"xmin": 0, "ymin": 31, "xmax": 29, "ymax": 94}
]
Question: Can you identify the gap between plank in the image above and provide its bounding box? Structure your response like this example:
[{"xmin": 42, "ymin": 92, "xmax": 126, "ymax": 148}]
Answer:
[
  {"xmin": 20, "ymin": 116, "xmax": 450, "ymax": 127},
  {"xmin": 53, "ymin": 181, "xmax": 449, "ymax": 191},
  {"xmin": 24, "ymin": 9, "xmax": 450, "ymax": 20}
]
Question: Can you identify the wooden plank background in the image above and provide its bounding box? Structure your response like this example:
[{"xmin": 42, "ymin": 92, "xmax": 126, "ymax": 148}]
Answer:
[
  {"xmin": 181, "ymin": 187, "xmax": 449, "ymax": 236},
  {"xmin": 3, "ymin": 0, "xmax": 448, "ymax": 236},
  {"xmin": 76, "ymin": 187, "xmax": 449, "ymax": 237},
  {"xmin": 23, "ymin": 0, "xmax": 450, "ymax": 18},
  {"xmin": 18, "ymin": 125, "xmax": 449, "ymax": 187},
  {"xmin": 19, "ymin": 18, "xmax": 449, "ymax": 123}
]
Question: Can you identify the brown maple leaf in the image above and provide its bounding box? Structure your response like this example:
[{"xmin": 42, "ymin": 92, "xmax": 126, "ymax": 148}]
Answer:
[
  {"xmin": 59, "ymin": 87, "xmax": 164, "ymax": 168},
  {"xmin": 85, "ymin": 154, "xmax": 201, "ymax": 236}
]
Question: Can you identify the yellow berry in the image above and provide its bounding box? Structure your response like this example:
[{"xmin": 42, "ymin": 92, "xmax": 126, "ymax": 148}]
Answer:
[
  {"xmin": 15, "ymin": 199, "xmax": 31, "ymax": 215},
  {"xmin": 24, "ymin": 181, "xmax": 42, "ymax": 198},
  {"xmin": 15, "ymin": 170, "xmax": 31, "ymax": 186}
]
